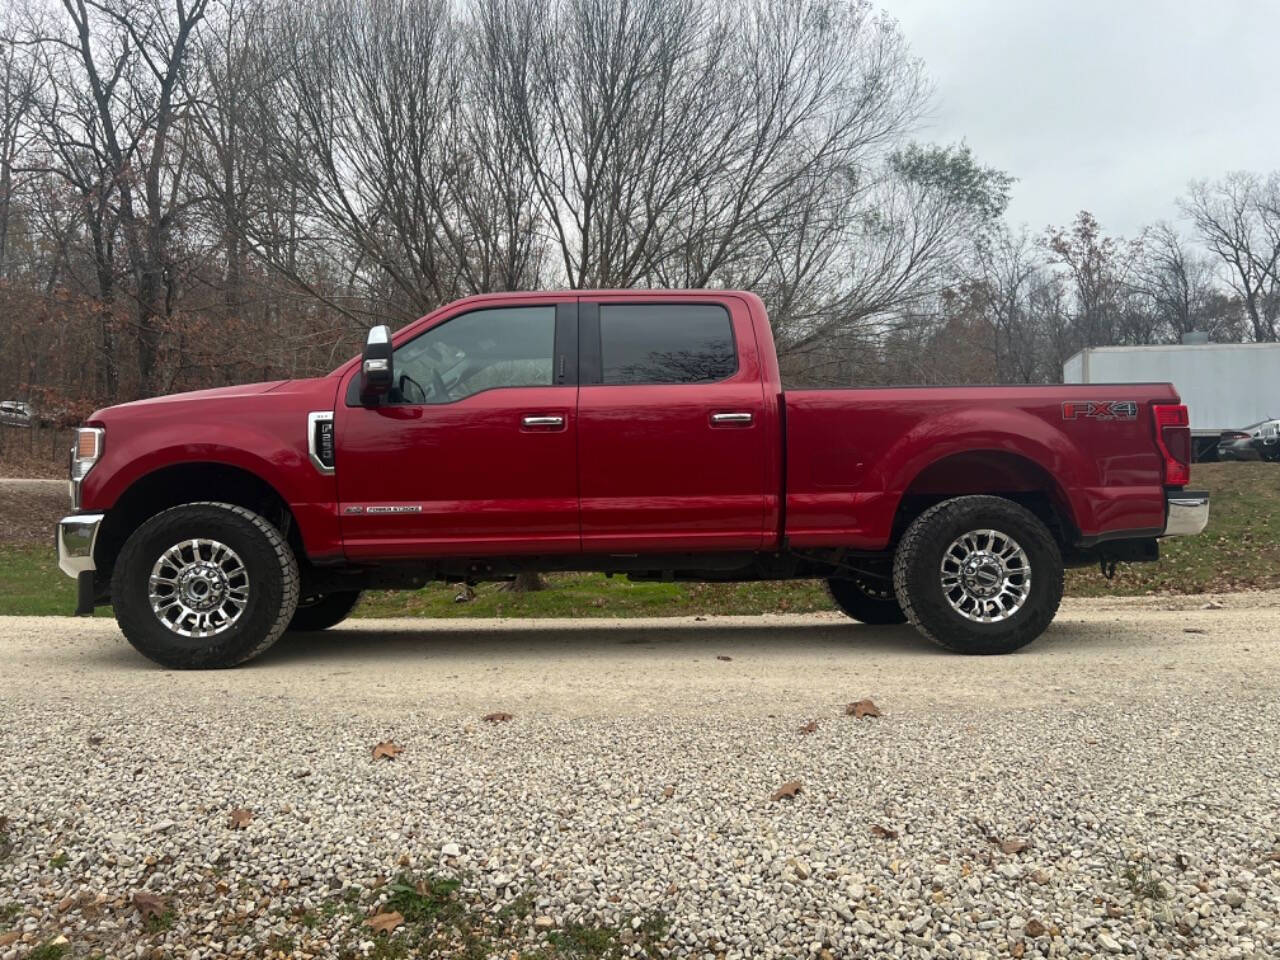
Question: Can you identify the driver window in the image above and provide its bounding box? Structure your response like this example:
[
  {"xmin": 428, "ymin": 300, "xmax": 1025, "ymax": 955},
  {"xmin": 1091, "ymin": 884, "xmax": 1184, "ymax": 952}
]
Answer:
[{"xmin": 390, "ymin": 306, "xmax": 556, "ymax": 404}]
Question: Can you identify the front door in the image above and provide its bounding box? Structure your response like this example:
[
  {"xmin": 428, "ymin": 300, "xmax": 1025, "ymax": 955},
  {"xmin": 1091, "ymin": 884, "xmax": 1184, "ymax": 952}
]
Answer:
[
  {"xmin": 576, "ymin": 296, "xmax": 770, "ymax": 552},
  {"xmin": 336, "ymin": 301, "xmax": 580, "ymax": 559}
]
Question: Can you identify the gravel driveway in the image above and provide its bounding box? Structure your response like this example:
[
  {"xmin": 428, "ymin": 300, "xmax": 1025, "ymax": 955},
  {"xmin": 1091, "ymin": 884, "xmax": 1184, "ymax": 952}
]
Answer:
[{"xmin": 1, "ymin": 594, "xmax": 1278, "ymax": 958}]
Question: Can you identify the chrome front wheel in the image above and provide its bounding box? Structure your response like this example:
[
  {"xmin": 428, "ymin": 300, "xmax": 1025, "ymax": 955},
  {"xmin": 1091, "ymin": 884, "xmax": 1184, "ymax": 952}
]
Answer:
[{"xmin": 149, "ymin": 538, "xmax": 250, "ymax": 637}]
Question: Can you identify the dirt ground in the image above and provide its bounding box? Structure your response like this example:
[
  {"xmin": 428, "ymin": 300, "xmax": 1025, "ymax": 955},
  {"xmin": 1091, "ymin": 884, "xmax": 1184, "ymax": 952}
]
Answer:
[{"xmin": 1, "ymin": 590, "xmax": 1275, "ymax": 717}]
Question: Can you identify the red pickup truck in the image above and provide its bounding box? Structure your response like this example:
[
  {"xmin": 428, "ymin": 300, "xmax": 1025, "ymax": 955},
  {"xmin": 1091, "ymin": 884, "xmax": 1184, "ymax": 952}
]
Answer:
[{"xmin": 56, "ymin": 290, "xmax": 1208, "ymax": 668}]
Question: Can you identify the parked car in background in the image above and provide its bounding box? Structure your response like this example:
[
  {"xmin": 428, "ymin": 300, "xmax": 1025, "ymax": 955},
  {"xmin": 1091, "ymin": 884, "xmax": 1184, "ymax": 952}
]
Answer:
[
  {"xmin": 1217, "ymin": 418, "xmax": 1280, "ymax": 462},
  {"xmin": 0, "ymin": 400, "xmax": 34, "ymax": 427}
]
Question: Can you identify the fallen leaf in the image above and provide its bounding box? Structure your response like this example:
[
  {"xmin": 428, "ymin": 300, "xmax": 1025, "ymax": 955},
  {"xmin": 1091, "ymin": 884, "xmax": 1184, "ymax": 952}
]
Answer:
[
  {"xmin": 1025, "ymin": 918, "xmax": 1047, "ymax": 938},
  {"xmin": 1000, "ymin": 839, "xmax": 1029, "ymax": 855},
  {"xmin": 662, "ymin": 786, "xmax": 674, "ymax": 798},
  {"xmin": 870, "ymin": 824, "xmax": 898, "ymax": 840},
  {"xmin": 367, "ymin": 910, "xmax": 404, "ymax": 934},
  {"xmin": 132, "ymin": 891, "xmax": 167, "ymax": 920},
  {"xmin": 1011, "ymin": 942, "xmax": 1025, "ymax": 959},
  {"xmin": 716, "ymin": 655, "xmax": 732, "ymax": 661},
  {"xmin": 483, "ymin": 712, "xmax": 513, "ymax": 723},
  {"xmin": 227, "ymin": 808, "xmax": 254, "ymax": 830},
  {"xmin": 372, "ymin": 741, "xmax": 403, "ymax": 761},
  {"xmin": 770, "ymin": 780, "xmax": 802, "ymax": 801},
  {"xmin": 798, "ymin": 720, "xmax": 818, "ymax": 735},
  {"xmin": 845, "ymin": 699, "xmax": 881, "ymax": 719},
  {"xmin": 0, "ymin": 932, "xmax": 20, "ymax": 947}
]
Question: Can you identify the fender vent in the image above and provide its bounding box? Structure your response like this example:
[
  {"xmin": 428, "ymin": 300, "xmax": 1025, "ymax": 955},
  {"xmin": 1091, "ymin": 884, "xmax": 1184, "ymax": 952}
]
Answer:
[{"xmin": 308, "ymin": 411, "xmax": 335, "ymax": 474}]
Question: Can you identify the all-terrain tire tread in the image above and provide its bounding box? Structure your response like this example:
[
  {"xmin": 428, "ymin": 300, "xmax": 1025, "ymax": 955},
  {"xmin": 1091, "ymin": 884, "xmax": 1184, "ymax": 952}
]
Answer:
[
  {"xmin": 111, "ymin": 502, "xmax": 299, "ymax": 668},
  {"xmin": 892, "ymin": 495, "xmax": 1063, "ymax": 654}
]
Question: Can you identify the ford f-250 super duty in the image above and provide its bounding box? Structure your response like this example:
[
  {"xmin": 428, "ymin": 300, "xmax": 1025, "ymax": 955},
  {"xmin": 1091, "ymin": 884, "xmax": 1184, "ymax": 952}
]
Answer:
[{"xmin": 56, "ymin": 290, "xmax": 1209, "ymax": 668}]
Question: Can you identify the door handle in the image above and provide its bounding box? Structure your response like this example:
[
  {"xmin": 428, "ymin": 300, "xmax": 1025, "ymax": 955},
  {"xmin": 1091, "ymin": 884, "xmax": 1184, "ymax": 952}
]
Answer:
[
  {"xmin": 522, "ymin": 415, "xmax": 565, "ymax": 428},
  {"xmin": 710, "ymin": 412, "xmax": 753, "ymax": 425}
]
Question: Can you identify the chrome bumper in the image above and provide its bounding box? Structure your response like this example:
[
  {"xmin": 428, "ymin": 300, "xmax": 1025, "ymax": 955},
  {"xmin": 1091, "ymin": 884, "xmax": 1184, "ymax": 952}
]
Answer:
[
  {"xmin": 1163, "ymin": 492, "xmax": 1209, "ymax": 537},
  {"xmin": 57, "ymin": 513, "xmax": 105, "ymax": 577}
]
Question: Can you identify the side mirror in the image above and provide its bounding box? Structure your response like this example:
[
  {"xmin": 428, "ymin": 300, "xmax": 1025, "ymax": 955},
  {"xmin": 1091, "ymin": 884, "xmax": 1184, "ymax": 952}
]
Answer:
[{"xmin": 360, "ymin": 325, "xmax": 393, "ymax": 403}]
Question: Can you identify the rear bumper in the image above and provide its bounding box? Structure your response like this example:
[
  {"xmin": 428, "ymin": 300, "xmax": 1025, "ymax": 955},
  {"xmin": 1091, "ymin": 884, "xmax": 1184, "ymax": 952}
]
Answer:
[{"xmin": 1163, "ymin": 492, "xmax": 1209, "ymax": 537}]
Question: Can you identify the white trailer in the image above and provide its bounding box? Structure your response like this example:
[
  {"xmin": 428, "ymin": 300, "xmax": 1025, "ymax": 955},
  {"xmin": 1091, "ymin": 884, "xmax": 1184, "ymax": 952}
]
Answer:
[{"xmin": 1063, "ymin": 343, "xmax": 1280, "ymax": 460}]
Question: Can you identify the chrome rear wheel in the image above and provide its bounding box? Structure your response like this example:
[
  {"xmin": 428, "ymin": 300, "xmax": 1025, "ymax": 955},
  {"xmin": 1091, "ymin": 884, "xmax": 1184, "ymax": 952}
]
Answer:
[{"xmin": 939, "ymin": 529, "xmax": 1031, "ymax": 623}]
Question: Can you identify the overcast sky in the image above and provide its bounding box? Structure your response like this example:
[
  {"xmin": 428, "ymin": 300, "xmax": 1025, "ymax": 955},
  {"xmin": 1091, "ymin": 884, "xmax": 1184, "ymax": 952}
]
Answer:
[{"xmin": 882, "ymin": 0, "xmax": 1280, "ymax": 239}]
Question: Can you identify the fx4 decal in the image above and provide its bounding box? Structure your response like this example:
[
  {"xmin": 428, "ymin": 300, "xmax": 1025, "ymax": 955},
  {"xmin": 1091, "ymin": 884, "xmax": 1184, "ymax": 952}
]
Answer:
[{"xmin": 1061, "ymin": 400, "xmax": 1139, "ymax": 421}]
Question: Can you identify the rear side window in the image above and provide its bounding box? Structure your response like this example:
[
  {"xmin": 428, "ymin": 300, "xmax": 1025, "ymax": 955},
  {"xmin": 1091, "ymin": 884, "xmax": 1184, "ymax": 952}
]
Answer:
[{"xmin": 599, "ymin": 304, "xmax": 736, "ymax": 385}]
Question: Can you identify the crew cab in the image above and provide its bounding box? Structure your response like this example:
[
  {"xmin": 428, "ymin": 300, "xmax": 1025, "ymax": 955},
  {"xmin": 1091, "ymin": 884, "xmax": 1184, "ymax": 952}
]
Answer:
[{"xmin": 56, "ymin": 290, "xmax": 1209, "ymax": 668}]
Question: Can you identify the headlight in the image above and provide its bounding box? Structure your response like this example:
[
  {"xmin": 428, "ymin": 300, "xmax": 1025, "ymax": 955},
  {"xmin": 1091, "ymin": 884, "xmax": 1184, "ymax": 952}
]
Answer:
[{"xmin": 69, "ymin": 427, "xmax": 105, "ymax": 507}]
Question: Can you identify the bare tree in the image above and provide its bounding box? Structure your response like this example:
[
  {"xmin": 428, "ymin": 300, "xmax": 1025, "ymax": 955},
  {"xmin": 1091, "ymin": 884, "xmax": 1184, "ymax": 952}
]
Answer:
[
  {"xmin": 1182, "ymin": 172, "xmax": 1280, "ymax": 342},
  {"xmin": 24, "ymin": 0, "xmax": 212, "ymax": 398}
]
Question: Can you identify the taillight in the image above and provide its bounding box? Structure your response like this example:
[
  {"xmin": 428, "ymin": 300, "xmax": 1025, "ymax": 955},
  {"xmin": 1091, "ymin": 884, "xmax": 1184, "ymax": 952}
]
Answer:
[{"xmin": 1153, "ymin": 404, "xmax": 1191, "ymax": 486}]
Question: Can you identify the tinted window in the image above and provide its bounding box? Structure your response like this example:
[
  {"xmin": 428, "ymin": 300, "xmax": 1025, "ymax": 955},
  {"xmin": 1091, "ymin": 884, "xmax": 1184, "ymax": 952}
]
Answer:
[
  {"xmin": 599, "ymin": 304, "xmax": 736, "ymax": 385},
  {"xmin": 390, "ymin": 306, "xmax": 555, "ymax": 403}
]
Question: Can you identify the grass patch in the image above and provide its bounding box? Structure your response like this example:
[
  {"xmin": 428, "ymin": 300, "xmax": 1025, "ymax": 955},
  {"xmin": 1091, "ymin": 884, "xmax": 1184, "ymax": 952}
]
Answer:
[
  {"xmin": 1, "ymin": 463, "xmax": 1273, "ymax": 618},
  {"xmin": 356, "ymin": 573, "xmax": 830, "ymax": 619},
  {"xmin": 347, "ymin": 873, "xmax": 665, "ymax": 960},
  {"xmin": 143, "ymin": 908, "xmax": 176, "ymax": 934},
  {"xmin": 1065, "ymin": 462, "xmax": 1280, "ymax": 597},
  {"xmin": 384, "ymin": 873, "xmax": 462, "ymax": 924},
  {"xmin": 49, "ymin": 852, "xmax": 68, "ymax": 869},
  {"xmin": 27, "ymin": 942, "xmax": 68, "ymax": 960},
  {"xmin": 0, "ymin": 901, "xmax": 20, "ymax": 924}
]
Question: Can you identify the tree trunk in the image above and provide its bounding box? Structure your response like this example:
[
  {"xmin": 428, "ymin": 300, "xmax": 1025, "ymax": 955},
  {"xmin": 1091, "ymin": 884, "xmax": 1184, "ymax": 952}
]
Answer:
[{"xmin": 503, "ymin": 571, "xmax": 547, "ymax": 592}]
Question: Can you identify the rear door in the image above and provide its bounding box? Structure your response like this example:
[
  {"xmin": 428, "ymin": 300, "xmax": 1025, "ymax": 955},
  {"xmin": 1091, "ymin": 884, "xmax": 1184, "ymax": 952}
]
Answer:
[
  {"xmin": 576, "ymin": 296, "xmax": 770, "ymax": 552},
  {"xmin": 336, "ymin": 299, "xmax": 580, "ymax": 558}
]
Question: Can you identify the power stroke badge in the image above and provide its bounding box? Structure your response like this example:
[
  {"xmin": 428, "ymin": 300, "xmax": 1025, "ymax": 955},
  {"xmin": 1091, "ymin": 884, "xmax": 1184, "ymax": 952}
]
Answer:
[{"xmin": 342, "ymin": 505, "xmax": 423, "ymax": 515}]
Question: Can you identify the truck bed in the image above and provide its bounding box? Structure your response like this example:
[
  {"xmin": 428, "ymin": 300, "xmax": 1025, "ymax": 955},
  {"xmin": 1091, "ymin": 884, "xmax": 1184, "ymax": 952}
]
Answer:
[{"xmin": 782, "ymin": 383, "xmax": 1181, "ymax": 550}]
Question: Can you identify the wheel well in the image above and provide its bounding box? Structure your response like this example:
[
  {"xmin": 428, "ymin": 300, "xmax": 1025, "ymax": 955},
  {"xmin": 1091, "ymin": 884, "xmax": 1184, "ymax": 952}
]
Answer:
[
  {"xmin": 891, "ymin": 451, "xmax": 1076, "ymax": 547},
  {"xmin": 96, "ymin": 463, "xmax": 301, "ymax": 576}
]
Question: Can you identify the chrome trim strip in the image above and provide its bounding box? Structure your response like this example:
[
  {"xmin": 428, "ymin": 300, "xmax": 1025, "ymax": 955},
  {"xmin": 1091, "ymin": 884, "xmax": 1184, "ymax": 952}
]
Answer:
[
  {"xmin": 57, "ymin": 513, "xmax": 105, "ymax": 578},
  {"xmin": 307, "ymin": 410, "xmax": 336, "ymax": 476},
  {"xmin": 1162, "ymin": 491, "xmax": 1209, "ymax": 537}
]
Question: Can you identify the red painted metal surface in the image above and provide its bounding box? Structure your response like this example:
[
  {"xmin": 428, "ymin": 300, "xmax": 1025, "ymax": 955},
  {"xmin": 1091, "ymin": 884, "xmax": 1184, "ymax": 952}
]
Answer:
[
  {"xmin": 80, "ymin": 288, "xmax": 1184, "ymax": 564},
  {"xmin": 577, "ymin": 292, "xmax": 776, "ymax": 552},
  {"xmin": 80, "ymin": 377, "xmax": 344, "ymax": 558},
  {"xmin": 783, "ymin": 384, "xmax": 1179, "ymax": 549}
]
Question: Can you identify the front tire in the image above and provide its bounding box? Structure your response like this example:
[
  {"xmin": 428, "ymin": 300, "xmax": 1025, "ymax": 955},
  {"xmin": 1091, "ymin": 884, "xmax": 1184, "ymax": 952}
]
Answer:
[
  {"xmin": 893, "ymin": 496, "xmax": 1063, "ymax": 655},
  {"xmin": 827, "ymin": 575, "xmax": 907, "ymax": 625},
  {"xmin": 287, "ymin": 591, "xmax": 362, "ymax": 632},
  {"xmin": 111, "ymin": 502, "xmax": 299, "ymax": 669}
]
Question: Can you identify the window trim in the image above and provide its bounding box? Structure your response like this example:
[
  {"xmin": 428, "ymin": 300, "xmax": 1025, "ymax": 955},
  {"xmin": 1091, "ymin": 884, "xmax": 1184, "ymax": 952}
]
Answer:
[
  {"xmin": 582, "ymin": 300, "xmax": 740, "ymax": 387},
  {"xmin": 345, "ymin": 303, "xmax": 576, "ymax": 407}
]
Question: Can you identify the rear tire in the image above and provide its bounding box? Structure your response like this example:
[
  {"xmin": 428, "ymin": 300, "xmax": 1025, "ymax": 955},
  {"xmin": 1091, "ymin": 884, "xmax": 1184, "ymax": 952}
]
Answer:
[
  {"xmin": 287, "ymin": 591, "xmax": 362, "ymax": 632},
  {"xmin": 111, "ymin": 502, "xmax": 299, "ymax": 669},
  {"xmin": 827, "ymin": 575, "xmax": 907, "ymax": 625},
  {"xmin": 893, "ymin": 495, "xmax": 1063, "ymax": 655}
]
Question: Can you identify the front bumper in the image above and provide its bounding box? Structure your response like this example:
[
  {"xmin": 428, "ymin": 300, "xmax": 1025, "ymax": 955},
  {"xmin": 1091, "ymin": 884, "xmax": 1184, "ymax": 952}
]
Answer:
[
  {"xmin": 57, "ymin": 513, "xmax": 105, "ymax": 616},
  {"xmin": 1163, "ymin": 492, "xmax": 1209, "ymax": 537},
  {"xmin": 57, "ymin": 513, "xmax": 104, "ymax": 577}
]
